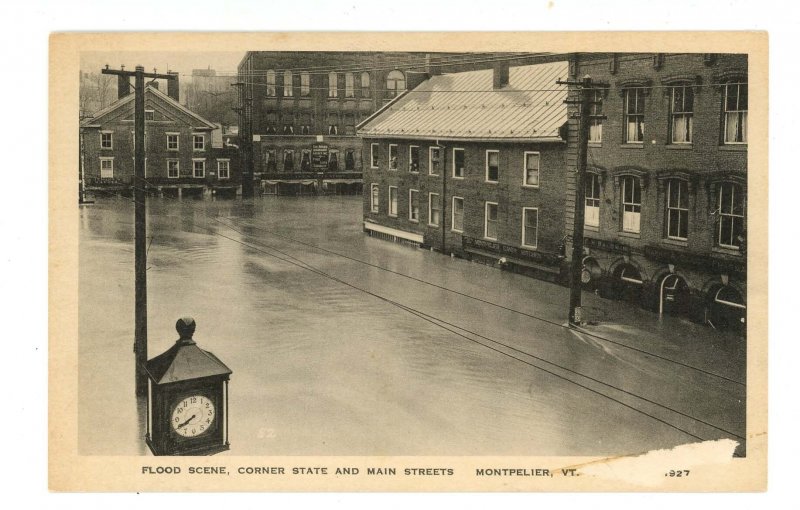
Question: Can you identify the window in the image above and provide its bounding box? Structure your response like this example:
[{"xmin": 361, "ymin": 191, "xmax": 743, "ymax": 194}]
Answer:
[
  {"xmin": 409, "ymin": 189, "xmax": 419, "ymax": 222},
  {"xmin": 167, "ymin": 160, "xmax": 179, "ymax": 179},
  {"xmin": 522, "ymin": 208, "xmax": 539, "ymax": 248},
  {"xmin": 265, "ymin": 112, "xmax": 278, "ymax": 134},
  {"xmin": 666, "ymin": 179, "xmax": 689, "ymax": 240},
  {"xmin": 370, "ymin": 184, "xmax": 380, "ymax": 213},
  {"xmin": 327, "ymin": 112, "xmax": 338, "ymax": 135},
  {"xmin": 283, "ymin": 150, "xmax": 294, "ymax": 172},
  {"xmin": 266, "ymin": 70, "xmax": 276, "ymax": 97},
  {"xmin": 193, "ymin": 134, "xmax": 205, "ymax": 151},
  {"xmin": 386, "ymin": 70, "xmax": 405, "ymax": 98},
  {"xmin": 217, "ymin": 159, "xmax": 230, "ymax": 179},
  {"xmin": 360, "ymin": 72, "xmax": 370, "ymax": 98},
  {"xmin": 166, "ymin": 133, "xmax": 179, "ymax": 151},
  {"xmin": 370, "ymin": 143, "xmax": 379, "ymax": 168},
  {"xmin": 300, "ymin": 72, "xmax": 310, "ymax": 96},
  {"xmin": 585, "ymin": 173, "xmax": 601, "ymax": 227},
  {"xmin": 388, "ymin": 144, "xmax": 398, "ymax": 170},
  {"xmin": 485, "ymin": 150, "xmax": 499, "ymax": 182},
  {"xmin": 100, "ymin": 131, "xmax": 113, "ymax": 149},
  {"xmin": 343, "ymin": 114, "xmax": 356, "ymax": 135},
  {"xmin": 485, "ymin": 202, "xmax": 499, "ymax": 240},
  {"xmin": 345, "ymin": 149, "xmax": 356, "ymax": 171},
  {"xmin": 193, "ymin": 159, "xmax": 205, "ymax": 178},
  {"xmin": 724, "ymin": 82, "xmax": 748, "ymax": 144},
  {"xmin": 429, "ymin": 147, "xmax": 441, "ymax": 176},
  {"xmin": 145, "ymin": 110, "xmax": 154, "ymax": 121},
  {"xmin": 283, "ymin": 124, "xmax": 294, "ymax": 135},
  {"xmin": 621, "ymin": 176, "xmax": 642, "ymax": 233},
  {"xmin": 670, "ymin": 85, "xmax": 694, "ymax": 144},
  {"xmin": 428, "ymin": 193, "xmax": 441, "ymax": 227},
  {"xmin": 301, "ymin": 150, "xmax": 311, "ymax": 171},
  {"xmin": 345, "ymin": 73, "xmax": 355, "ymax": 98},
  {"xmin": 589, "ymin": 89, "xmax": 603, "ymax": 143},
  {"xmin": 264, "ymin": 149, "xmax": 277, "ymax": 172},
  {"xmin": 99, "ymin": 158, "xmax": 113, "ymax": 179},
  {"xmin": 624, "ymin": 88, "xmax": 645, "ymax": 143},
  {"xmin": 452, "ymin": 148, "xmax": 465, "ymax": 178},
  {"xmin": 283, "ymin": 71, "xmax": 293, "ymax": 97},
  {"xmin": 388, "ymin": 186, "xmax": 398, "ymax": 217},
  {"xmin": 523, "ymin": 152, "xmax": 540, "ymax": 187},
  {"xmin": 717, "ymin": 182, "xmax": 744, "ymax": 248},
  {"xmin": 328, "ymin": 150, "xmax": 339, "ymax": 171},
  {"xmin": 451, "ymin": 196, "xmax": 464, "ymax": 232},
  {"xmin": 409, "ymin": 146, "xmax": 420, "ymax": 172},
  {"xmin": 328, "ymin": 72, "xmax": 338, "ymax": 98}
]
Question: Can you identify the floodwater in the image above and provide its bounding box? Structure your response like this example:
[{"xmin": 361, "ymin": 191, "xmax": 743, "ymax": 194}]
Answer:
[{"xmin": 78, "ymin": 195, "xmax": 746, "ymax": 456}]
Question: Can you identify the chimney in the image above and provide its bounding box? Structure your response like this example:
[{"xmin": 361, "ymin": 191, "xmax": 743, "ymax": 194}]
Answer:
[
  {"xmin": 117, "ymin": 75, "xmax": 131, "ymax": 99},
  {"xmin": 493, "ymin": 62, "xmax": 510, "ymax": 89},
  {"xmin": 425, "ymin": 54, "xmax": 442, "ymax": 76},
  {"xmin": 167, "ymin": 71, "xmax": 180, "ymax": 102}
]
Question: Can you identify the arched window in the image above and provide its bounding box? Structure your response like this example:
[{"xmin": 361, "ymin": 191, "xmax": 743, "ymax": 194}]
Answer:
[
  {"xmin": 283, "ymin": 70, "xmax": 293, "ymax": 97},
  {"xmin": 715, "ymin": 286, "xmax": 745, "ymax": 309},
  {"xmin": 300, "ymin": 72, "xmax": 310, "ymax": 96},
  {"xmin": 345, "ymin": 73, "xmax": 355, "ymax": 98},
  {"xmin": 386, "ymin": 70, "xmax": 405, "ymax": 98},
  {"xmin": 360, "ymin": 72, "xmax": 371, "ymax": 97},
  {"xmin": 328, "ymin": 72, "xmax": 338, "ymax": 98},
  {"xmin": 265, "ymin": 70, "xmax": 276, "ymax": 97},
  {"xmin": 619, "ymin": 265, "xmax": 643, "ymax": 284}
]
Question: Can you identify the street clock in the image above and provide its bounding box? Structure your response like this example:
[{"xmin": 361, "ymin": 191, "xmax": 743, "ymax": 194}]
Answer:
[{"xmin": 144, "ymin": 317, "xmax": 232, "ymax": 456}]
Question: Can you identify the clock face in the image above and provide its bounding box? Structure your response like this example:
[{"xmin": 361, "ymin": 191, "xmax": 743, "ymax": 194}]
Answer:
[{"xmin": 171, "ymin": 395, "xmax": 215, "ymax": 438}]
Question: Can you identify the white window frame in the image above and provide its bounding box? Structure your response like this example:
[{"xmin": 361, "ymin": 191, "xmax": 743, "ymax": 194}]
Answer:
[
  {"xmin": 585, "ymin": 173, "xmax": 600, "ymax": 228},
  {"xmin": 193, "ymin": 134, "xmax": 205, "ymax": 152},
  {"xmin": 717, "ymin": 182, "xmax": 744, "ymax": 249},
  {"xmin": 670, "ymin": 85, "xmax": 694, "ymax": 144},
  {"xmin": 99, "ymin": 157, "xmax": 114, "ymax": 179},
  {"xmin": 451, "ymin": 196, "xmax": 464, "ymax": 233},
  {"xmin": 370, "ymin": 143, "xmax": 379, "ymax": 169},
  {"xmin": 666, "ymin": 179, "xmax": 689, "ymax": 240},
  {"xmin": 388, "ymin": 186, "xmax": 398, "ymax": 217},
  {"xmin": 624, "ymin": 88, "xmax": 645, "ymax": 144},
  {"xmin": 523, "ymin": 151, "xmax": 541, "ymax": 188},
  {"xmin": 370, "ymin": 183, "xmax": 380, "ymax": 213},
  {"xmin": 521, "ymin": 207, "xmax": 539, "ymax": 249},
  {"xmin": 167, "ymin": 159, "xmax": 179, "ymax": 179},
  {"xmin": 409, "ymin": 145, "xmax": 420, "ymax": 173},
  {"xmin": 485, "ymin": 150, "xmax": 499, "ymax": 183},
  {"xmin": 388, "ymin": 144, "xmax": 398, "ymax": 170},
  {"xmin": 428, "ymin": 193, "xmax": 441, "ymax": 227},
  {"xmin": 166, "ymin": 132, "xmax": 179, "ymax": 151},
  {"xmin": 429, "ymin": 146, "xmax": 441, "ymax": 176},
  {"xmin": 408, "ymin": 189, "xmax": 419, "ymax": 222},
  {"xmin": 484, "ymin": 201, "xmax": 499, "ymax": 240},
  {"xmin": 621, "ymin": 176, "xmax": 642, "ymax": 233},
  {"xmin": 217, "ymin": 159, "xmax": 230, "ymax": 180},
  {"xmin": 144, "ymin": 109, "xmax": 154, "ymax": 121},
  {"xmin": 723, "ymin": 82, "xmax": 748, "ymax": 145},
  {"xmin": 452, "ymin": 148, "xmax": 465, "ymax": 179},
  {"xmin": 589, "ymin": 89, "xmax": 603, "ymax": 143},
  {"xmin": 192, "ymin": 158, "xmax": 206, "ymax": 178},
  {"xmin": 100, "ymin": 131, "xmax": 113, "ymax": 149}
]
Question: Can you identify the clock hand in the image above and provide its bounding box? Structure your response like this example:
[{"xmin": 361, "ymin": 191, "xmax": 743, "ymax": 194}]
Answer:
[{"xmin": 177, "ymin": 414, "xmax": 197, "ymax": 429}]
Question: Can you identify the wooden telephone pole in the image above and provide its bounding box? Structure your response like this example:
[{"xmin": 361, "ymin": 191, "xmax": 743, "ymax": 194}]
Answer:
[
  {"xmin": 102, "ymin": 65, "xmax": 177, "ymax": 396},
  {"xmin": 558, "ymin": 75, "xmax": 606, "ymax": 326}
]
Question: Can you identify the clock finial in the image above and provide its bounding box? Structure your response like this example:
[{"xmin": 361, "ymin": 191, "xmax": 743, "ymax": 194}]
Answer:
[{"xmin": 176, "ymin": 316, "xmax": 196, "ymax": 342}]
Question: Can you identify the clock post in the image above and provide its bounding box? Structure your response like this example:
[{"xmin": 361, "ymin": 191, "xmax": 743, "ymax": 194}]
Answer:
[{"xmin": 143, "ymin": 317, "xmax": 232, "ymax": 456}]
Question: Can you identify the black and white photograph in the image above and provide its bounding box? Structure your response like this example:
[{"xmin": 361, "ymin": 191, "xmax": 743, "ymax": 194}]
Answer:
[{"xmin": 47, "ymin": 31, "xmax": 768, "ymax": 493}]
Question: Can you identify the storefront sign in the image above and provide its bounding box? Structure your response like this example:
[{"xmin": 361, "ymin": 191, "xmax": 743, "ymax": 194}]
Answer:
[
  {"xmin": 312, "ymin": 144, "xmax": 329, "ymax": 169},
  {"xmin": 644, "ymin": 245, "xmax": 746, "ymax": 276},
  {"xmin": 462, "ymin": 237, "xmax": 562, "ymax": 267},
  {"xmin": 583, "ymin": 237, "xmax": 631, "ymax": 255}
]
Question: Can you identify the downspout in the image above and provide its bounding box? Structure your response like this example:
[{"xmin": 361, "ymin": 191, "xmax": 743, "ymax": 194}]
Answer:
[{"xmin": 439, "ymin": 140, "xmax": 447, "ymax": 254}]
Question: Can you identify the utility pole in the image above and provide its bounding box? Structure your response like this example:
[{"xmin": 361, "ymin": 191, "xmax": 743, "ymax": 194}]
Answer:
[
  {"xmin": 232, "ymin": 81, "xmax": 254, "ymax": 198},
  {"xmin": 102, "ymin": 65, "xmax": 177, "ymax": 396},
  {"xmin": 558, "ymin": 75, "xmax": 605, "ymax": 327}
]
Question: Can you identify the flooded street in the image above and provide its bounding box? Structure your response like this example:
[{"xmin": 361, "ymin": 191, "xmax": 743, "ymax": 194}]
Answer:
[{"xmin": 78, "ymin": 195, "xmax": 746, "ymax": 457}]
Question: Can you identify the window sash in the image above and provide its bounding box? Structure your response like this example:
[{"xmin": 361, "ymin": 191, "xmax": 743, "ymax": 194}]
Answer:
[
  {"xmin": 524, "ymin": 152, "xmax": 540, "ymax": 186},
  {"xmin": 167, "ymin": 160, "xmax": 179, "ymax": 178},
  {"xmin": 522, "ymin": 208, "xmax": 538, "ymax": 248},
  {"xmin": 585, "ymin": 174, "xmax": 601, "ymax": 227},
  {"xmin": 388, "ymin": 144, "xmax": 398, "ymax": 169},
  {"xmin": 370, "ymin": 184, "xmax": 380, "ymax": 213},
  {"xmin": 283, "ymin": 71, "xmax": 293, "ymax": 97},
  {"xmin": 193, "ymin": 160, "xmax": 205, "ymax": 178},
  {"xmin": 485, "ymin": 203, "xmax": 499, "ymax": 240},
  {"xmin": 360, "ymin": 72, "xmax": 370, "ymax": 97},
  {"xmin": 328, "ymin": 73, "xmax": 337, "ymax": 97},
  {"xmin": 453, "ymin": 149, "xmax": 465, "ymax": 178},
  {"xmin": 718, "ymin": 183, "xmax": 744, "ymax": 247},
  {"xmin": 193, "ymin": 135, "xmax": 204, "ymax": 150},
  {"xmin": 409, "ymin": 146, "xmax": 420, "ymax": 172},
  {"xmin": 370, "ymin": 143, "xmax": 379, "ymax": 168},
  {"xmin": 452, "ymin": 197, "xmax": 464, "ymax": 232},
  {"xmin": 101, "ymin": 132, "xmax": 112, "ymax": 149},
  {"xmin": 300, "ymin": 73, "xmax": 310, "ymax": 96},
  {"xmin": 409, "ymin": 190, "xmax": 419, "ymax": 221},
  {"xmin": 622, "ymin": 177, "xmax": 641, "ymax": 233},
  {"xmin": 217, "ymin": 161, "xmax": 230, "ymax": 179},
  {"xmin": 429, "ymin": 193, "xmax": 441, "ymax": 226},
  {"xmin": 486, "ymin": 151, "xmax": 499, "ymax": 182},
  {"xmin": 429, "ymin": 147, "xmax": 440, "ymax": 175},
  {"xmin": 724, "ymin": 83, "xmax": 748, "ymax": 144},
  {"xmin": 624, "ymin": 89, "xmax": 645, "ymax": 143},
  {"xmin": 266, "ymin": 70, "xmax": 276, "ymax": 96},
  {"xmin": 388, "ymin": 187, "xmax": 398, "ymax": 217},
  {"xmin": 100, "ymin": 158, "xmax": 114, "ymax": 178},
  {"xmin": 166, "ymin": 134, "xmax": 179, "ymax": 150},
  {"xmin": 345, "ymin": 73, "xmax": 355, "ymax": 98}
]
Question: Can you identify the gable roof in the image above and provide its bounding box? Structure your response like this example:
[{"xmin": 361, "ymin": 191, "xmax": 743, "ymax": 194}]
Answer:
[
  {"xmin": 80, "ymin": 85, "xmax": 217, "ymax": 130},
  {"xmin": 358, "ymin": 61, "xmax": 569, "ymax": 142}
]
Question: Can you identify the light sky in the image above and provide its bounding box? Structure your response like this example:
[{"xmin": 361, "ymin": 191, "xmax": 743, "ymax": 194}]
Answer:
[{"xmin": 80, "ymin": 51, "xmax": 245, "ymax": 77}]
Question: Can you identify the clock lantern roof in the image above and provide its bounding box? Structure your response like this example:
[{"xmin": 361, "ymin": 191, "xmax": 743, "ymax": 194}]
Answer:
[{"xmin": 144, "ymin": 317, "xmax": 232, "ymax": 385}]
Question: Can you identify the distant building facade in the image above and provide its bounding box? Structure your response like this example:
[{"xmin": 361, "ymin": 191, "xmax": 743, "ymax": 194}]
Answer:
[
  {"xmin": 184, "ymin": 67, "xmax": 239, "ymax": 128},
  {"xmin": 80, "ymin": 75, "xmax": 241, "ymax": 198},
  {"xmin": 236, "ymin": 52, "xmax": 547, "ymax": 196},
  {"xmin": 358, "ymin": 59, "xmax": 571, "ymax": 281},
  {"xmin": 564, "ymin": 53, "xmax": 748, "ymax": 331}
]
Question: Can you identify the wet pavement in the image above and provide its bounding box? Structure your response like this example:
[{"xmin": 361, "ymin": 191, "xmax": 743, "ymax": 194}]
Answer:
[{"xmin": 78, "ymin": 195, "xmax": 746, "ymax": 457}]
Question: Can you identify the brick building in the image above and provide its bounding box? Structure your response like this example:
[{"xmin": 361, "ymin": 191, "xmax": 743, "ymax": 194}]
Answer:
[
  {"xmin": 80, "ymin": 75, "xmax": 241, "ymax": 198},
  {"xmin": 564, "ymin": 53, "xmax": 748, "ymax": 332},
  {"xmin": 358, "ymin": 59, "xmax": 570, "ymax": 280},
  {"xmin": 236, "ymin": 52, "xmax": 550, "ymax": 196}
]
